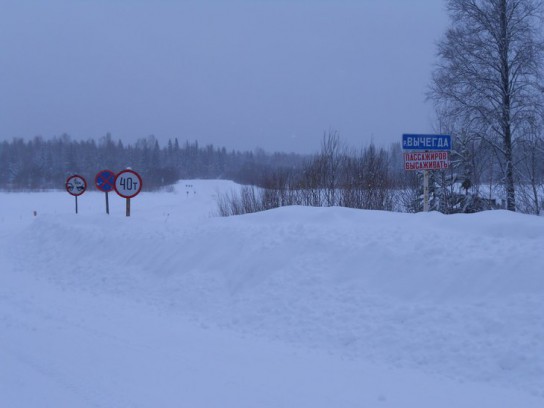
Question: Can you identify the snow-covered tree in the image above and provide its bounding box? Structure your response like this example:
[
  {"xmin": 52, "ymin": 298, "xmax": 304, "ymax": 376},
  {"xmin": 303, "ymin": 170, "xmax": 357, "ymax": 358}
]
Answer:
[{"xmin": 429, "ymin": 0, "xmax": 544, "ymax": 211}]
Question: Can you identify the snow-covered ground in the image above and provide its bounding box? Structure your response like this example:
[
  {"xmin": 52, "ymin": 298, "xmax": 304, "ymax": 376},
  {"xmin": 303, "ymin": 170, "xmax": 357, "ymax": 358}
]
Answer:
[{"xmin": 1, "ymin": 180, "xmax": 543, "ymax": 407}]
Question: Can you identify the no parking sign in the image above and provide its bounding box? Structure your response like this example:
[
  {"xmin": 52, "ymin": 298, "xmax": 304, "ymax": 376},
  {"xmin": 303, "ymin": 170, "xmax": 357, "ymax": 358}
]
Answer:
[
  {"xmin": 95, "ymin": 170, "xmax": 116, "ymax": 192},
  {"xmin": 95, "ymin": 170, "xmax": 116, "ymax": 214}
]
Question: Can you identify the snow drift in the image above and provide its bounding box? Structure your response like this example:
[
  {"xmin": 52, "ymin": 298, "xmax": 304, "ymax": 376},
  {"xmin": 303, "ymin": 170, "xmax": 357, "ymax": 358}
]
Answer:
[{"xmin": 1, "ymin": 180, "xmax": 543, "ymax": 407}]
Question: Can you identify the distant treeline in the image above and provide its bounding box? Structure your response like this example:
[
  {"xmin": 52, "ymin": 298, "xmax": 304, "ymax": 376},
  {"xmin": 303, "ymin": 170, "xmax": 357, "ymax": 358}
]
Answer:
[
  {"xmin": 2, "ymin": 131, "xmax": 543, "ymax": 215},
  {"xmin": 0, "ymin": 134, "xmax": 305, "ymax": 191}
]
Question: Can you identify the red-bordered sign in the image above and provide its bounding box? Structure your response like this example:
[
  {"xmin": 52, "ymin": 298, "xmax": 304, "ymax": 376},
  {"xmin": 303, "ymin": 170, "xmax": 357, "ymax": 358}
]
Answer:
[
  {"xmin": 66, "ymin": 175, "xmax": 87, "ymax": 196},
  {"xmin": 404, "ymin": 151, "xmax": 450, "ymax": 171},
  {"xmin": 114, "ymin": 169, "xmax": 143, "ymax": 198},
  {"xmin": 95, "ymin": 169, "xmax": 116, "ymax": 192}
]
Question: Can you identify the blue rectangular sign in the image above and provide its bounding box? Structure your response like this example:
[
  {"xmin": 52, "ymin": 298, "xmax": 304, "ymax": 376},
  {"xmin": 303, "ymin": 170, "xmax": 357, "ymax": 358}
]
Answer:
[{"xmin": 402, "ymin": 134, "xmax": 451, "ymax": 151}]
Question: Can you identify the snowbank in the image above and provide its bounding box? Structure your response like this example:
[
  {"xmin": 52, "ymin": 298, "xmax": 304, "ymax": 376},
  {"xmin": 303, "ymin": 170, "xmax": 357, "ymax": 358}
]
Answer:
[{"xmin": 1, "ymin": 180, "xmax": 543, "ymax": 406}]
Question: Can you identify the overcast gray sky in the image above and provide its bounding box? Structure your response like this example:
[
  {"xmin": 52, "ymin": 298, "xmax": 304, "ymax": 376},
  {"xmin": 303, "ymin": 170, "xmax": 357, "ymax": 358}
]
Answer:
[{"xmin": 0, "ymin": 0, "xmax": 448, "ymax": 154}]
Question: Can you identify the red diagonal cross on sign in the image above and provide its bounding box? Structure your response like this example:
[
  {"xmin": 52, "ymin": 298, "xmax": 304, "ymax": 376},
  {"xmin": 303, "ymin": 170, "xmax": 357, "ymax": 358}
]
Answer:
[{"xmin": 95, "ymin": 170, "xmax": 116, "ymax": 192}]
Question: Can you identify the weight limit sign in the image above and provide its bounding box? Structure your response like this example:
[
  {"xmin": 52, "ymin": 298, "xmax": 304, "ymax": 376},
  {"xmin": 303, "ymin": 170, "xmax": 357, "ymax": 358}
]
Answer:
[{"xmin": 114, "ymin": 169, "xmax": 143, "ymax": 216}]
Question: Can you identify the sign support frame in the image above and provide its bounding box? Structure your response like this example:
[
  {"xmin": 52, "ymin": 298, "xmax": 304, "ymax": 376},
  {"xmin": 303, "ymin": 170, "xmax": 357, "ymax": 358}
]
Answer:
[{"xmin": 402, "ymin": 134, "xmax": 452, "ymax": 213}]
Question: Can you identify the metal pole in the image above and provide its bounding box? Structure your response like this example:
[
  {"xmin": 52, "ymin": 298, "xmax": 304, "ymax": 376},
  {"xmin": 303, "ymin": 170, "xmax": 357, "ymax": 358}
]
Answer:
[
  {"xmin": 105, "ymin": 191, "xmax": 110, "ymax": 215},
  {"xmin": 75, "ymin": 195, "xmax": 79, "ymax": 214},
  {"xmin": 423, "ymin": 170, "xmax": 430, "ymax": 212},
  {"xmin": 126, "ymin": 198, "xmax": 131, "ymax": 217}
]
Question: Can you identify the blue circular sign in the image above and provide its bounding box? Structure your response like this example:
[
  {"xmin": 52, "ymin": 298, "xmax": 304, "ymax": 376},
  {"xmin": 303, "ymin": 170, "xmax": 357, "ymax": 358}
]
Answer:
[{"xmin": 95, "ymin": 170, "xmax": 116, "ymax": 192}]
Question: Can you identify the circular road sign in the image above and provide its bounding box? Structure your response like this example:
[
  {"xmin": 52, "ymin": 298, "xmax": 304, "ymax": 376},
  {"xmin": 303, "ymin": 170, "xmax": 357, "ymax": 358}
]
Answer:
[
  {"xmin": 114, "ymin": 169, "xmax": 143, "ymax": 199},
  {"xmin": 66, "ymin": 175, "xmax": 87, "ymax": 196},
  {"xmin": 95, "ymin": 169, "xmax": 116, "ymax": 192}
]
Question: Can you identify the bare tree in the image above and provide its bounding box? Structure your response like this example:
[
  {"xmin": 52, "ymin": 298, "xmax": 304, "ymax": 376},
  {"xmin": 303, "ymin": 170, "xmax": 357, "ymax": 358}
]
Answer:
[
  {"xmin": 429, "ymin": 0, "xmax": 544, "ymax": 211},
  {"xmin": 516, "ymin": 121, "xmax": 544, "ymax": 214},
  {"xmin": 319, "ymin": 130, "xmax": 344, "ymax": 207}
]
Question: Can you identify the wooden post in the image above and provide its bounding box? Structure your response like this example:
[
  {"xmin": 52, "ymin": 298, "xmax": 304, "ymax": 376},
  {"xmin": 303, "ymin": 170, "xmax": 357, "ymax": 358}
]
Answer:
[
  {"xmin": 126, "ymin": 198, "xmax": 131, "ymax": 217},
  {"xmin": 423, "ymin": 170, "xmax": 430, "ymax": 212}
]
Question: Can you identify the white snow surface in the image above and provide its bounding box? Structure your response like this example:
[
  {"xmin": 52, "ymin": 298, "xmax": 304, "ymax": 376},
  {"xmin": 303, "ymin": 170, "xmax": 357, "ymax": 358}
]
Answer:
[{"xmin": 1, "ymin": 180, "xmax": 543, "ymax": 407}]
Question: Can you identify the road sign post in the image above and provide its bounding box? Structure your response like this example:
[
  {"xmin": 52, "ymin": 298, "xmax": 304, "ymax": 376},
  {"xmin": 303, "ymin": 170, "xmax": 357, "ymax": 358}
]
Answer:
[
  {"xmin": 114, "ymin": 169, "xmax": 143, "ymax": 217},
  {"xmin": 66, "ymin": 175, "xmax": 87, "ymax": 214},
  {"xmin": 126, "ymin": 196, "xmax": 131, "ymax": 217},
  {"xmin": 402, "ymin": 134, "xmax": 451, "ymax": 212},
  {"xmin": 95, "ymin": 170, "xmax": 116, "ymax": 215}
]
